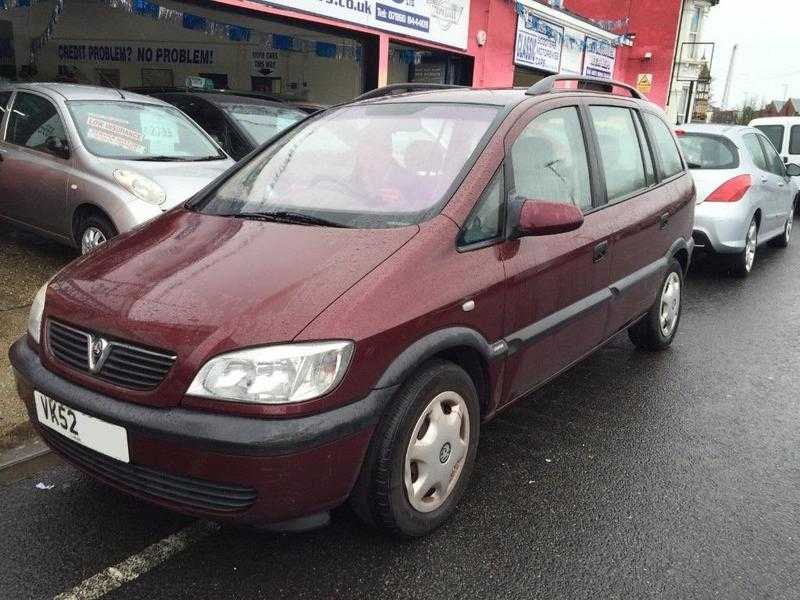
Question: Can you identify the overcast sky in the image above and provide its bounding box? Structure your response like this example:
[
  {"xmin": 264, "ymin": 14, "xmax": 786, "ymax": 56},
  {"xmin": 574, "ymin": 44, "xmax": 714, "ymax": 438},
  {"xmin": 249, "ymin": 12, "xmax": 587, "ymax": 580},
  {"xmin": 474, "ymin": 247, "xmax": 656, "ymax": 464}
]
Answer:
[{"xmin": 704, "ymin": 0, "xmax": 800, "ymax": 109}]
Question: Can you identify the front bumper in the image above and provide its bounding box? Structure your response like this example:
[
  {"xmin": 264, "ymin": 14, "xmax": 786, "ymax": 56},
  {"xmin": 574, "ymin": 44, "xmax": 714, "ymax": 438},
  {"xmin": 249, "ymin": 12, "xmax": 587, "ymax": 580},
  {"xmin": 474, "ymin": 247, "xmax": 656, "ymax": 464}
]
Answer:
[
  {"xmin": 10, "ymin": 337, "xmax": 394, "ymax": 524},
  {"xmin": 693, "ymin": 201, "xmax": 752, "ymax": 254}
]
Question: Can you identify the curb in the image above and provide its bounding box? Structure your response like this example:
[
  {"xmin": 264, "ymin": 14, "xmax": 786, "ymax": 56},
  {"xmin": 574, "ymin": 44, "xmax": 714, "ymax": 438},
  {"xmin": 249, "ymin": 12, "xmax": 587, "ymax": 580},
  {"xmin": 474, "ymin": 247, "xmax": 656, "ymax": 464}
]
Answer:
[{"xmin": 0, "ymin": 435, "xmax": 61, "ymax": 486}]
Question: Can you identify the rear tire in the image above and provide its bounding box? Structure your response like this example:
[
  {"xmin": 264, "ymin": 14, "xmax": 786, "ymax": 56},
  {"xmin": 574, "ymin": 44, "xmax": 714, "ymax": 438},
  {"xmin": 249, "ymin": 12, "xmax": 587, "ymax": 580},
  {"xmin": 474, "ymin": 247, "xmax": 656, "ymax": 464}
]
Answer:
[
  {"xmin": 731, "ymin": 217, "xmax": 758, "ymax": 277},
  {"xmin": 76, "ymin": 212, "xmax": 117, "ymax": 255},
  {"xmin": 628, "ymin": 259, "xmax": 683, "ymax": 351},
  {"xmin": 350, "ymin": 360, "xmax": 480, "ymax": 537},
  {"xmin": 769, "ymin": 206, "xmax": 793, "ymax": 248}
]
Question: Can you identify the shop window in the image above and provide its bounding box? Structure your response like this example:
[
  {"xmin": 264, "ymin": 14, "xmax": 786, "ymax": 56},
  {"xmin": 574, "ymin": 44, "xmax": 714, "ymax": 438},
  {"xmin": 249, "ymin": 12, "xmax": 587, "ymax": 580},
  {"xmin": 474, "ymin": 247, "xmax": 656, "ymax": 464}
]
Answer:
[
  {"xmin": 7, "ymin": 93, "xmax": 68, "ymax": 155},
  {"xmin": 142, "ymin": 69, "xmax": 174, "ymax": 88},
  {"xmin": 590, "ymin": 106, "xmax": 647, "ymax": 201},
  {"xmin": 200, "ymin": 73, "xmax": 228, "ymax": 90},
  {"xmin": 95, "ymin": 68, "xmax": 120, "ymax": 88},
  {"xmin": 511, "ymin": 106, "xmax": 592, "ymax": 211}
]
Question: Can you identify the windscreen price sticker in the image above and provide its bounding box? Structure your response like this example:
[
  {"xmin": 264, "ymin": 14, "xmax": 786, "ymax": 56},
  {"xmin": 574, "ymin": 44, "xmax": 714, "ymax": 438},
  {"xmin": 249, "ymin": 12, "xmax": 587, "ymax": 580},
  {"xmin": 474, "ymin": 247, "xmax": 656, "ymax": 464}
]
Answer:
[{"xmin": 86, "ymin": 115, "xmax": 146, "ymax": 154}]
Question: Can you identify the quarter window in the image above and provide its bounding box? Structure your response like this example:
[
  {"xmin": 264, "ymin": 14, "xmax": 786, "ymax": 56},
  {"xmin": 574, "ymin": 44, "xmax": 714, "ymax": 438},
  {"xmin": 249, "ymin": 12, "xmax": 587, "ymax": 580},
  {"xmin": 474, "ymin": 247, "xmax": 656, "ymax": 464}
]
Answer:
[
  {"xmin": 460, "ymin": 167, "xmax": 504, "ymax": 246},
  {"xmin": 590, "ymin": 106, "xmax": 647, "ymax": 201},
  {"xmin": 642, "ymin": 113, "xmax": 684, "ymax": 179},
  {"xmin": 742, "ymin": 133, "xmax": 768, "ymax": 171},
  {"xmin": 510, "ymin": 106, "xmax": 592, "ymax": 212},
  {"xmin": 7, "ymin": 92, "xmax": 68, "ymax": 156}
]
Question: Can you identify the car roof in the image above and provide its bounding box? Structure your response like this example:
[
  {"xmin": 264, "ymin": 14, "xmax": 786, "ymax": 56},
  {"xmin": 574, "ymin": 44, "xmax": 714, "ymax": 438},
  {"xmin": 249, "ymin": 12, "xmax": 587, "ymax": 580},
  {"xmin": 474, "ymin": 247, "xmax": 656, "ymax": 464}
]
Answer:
[
  {"xmin": 351, "ymin": 85, "xmax": 660, "ymax": 113},
  {"xmin": 749, "ymin": 116, "xmax": 800, "ymax": 124},
  {"xmin": 0, "ymin": 82, "xmax": 165, "ymax": 104},
  {"xmin": 678, "ymin": 123, "xmax": 756, "ymax": 138}
]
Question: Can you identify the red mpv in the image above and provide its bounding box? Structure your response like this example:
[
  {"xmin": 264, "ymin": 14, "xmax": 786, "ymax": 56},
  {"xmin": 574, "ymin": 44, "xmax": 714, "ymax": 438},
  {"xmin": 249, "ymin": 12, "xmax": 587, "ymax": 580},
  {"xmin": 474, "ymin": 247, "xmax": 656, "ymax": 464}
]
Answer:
[{"xmin": 10, "ymin": 77, "xmax": 695, "ymax": 537}]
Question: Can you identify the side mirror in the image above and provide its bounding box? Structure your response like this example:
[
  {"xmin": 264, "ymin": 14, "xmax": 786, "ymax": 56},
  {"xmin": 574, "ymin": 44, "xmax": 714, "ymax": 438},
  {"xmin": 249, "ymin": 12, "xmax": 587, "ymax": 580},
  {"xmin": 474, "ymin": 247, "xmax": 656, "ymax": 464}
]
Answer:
[
  {"xmin": 513, "ymin": 199, "xmax": 584, "ymax": 238},
  {"xmin": 786, "ymin": 163, "xmax": 800, "ymax": 177},
  {"xmin": 45, "ymin": 136, "xmax": 70, "ymax": 159}
]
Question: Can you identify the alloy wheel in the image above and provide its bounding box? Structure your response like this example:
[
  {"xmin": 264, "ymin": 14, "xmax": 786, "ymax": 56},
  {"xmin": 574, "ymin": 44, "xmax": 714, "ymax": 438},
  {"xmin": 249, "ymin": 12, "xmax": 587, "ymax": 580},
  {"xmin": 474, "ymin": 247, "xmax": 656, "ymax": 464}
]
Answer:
[
  {"xmin": 659, "ymin": 272, "xmax": 681, "ymax": 337},
  {"xmin": 404, "ymin": 391, "xmax": 470, "ymax": 513},
  {"xmin": 81, "ymin": 227, "xmax": 107, "ymax": 254},
  {"xmin": 744, "ymin": 221, "xmax": 758, "ymax": 273}
]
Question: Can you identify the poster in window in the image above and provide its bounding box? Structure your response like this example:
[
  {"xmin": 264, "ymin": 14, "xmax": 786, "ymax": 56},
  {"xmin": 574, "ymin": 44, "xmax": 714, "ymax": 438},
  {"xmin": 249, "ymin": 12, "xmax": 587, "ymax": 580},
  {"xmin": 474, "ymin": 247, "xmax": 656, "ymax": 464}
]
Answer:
[
  {"xmin": 514, "ymin": 14, "xmax": 563, "ymax": 74},
  {"xmin": 583, "ymin": 37, "xmax": 616, "ymax": 80}
]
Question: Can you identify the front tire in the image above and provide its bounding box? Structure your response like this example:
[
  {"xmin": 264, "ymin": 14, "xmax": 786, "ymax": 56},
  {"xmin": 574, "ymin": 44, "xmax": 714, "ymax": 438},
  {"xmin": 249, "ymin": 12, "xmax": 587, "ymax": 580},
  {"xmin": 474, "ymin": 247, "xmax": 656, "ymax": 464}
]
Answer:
[
  {"xmin": 350, "ymin": 360, "xmax": 480, "ymax": 537},
  {"xmin": 628, "ymin": 258, "xmax": 683, "ymax": 351},
  {"xmin": 769, "ymin": 206, "xmax": 793, "ymax": 248},
  {"xmin": 77, "ymin": 212, "xmax": 117, "ymax": 255}
]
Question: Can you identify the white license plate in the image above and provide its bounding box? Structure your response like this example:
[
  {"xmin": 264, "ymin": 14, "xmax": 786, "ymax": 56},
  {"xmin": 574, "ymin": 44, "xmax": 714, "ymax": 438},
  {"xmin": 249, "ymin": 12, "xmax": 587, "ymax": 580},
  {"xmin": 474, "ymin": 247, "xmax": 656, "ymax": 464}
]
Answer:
[{"xmin": 34, "ymin": 391, "xmax": 129, "ymax": 463}]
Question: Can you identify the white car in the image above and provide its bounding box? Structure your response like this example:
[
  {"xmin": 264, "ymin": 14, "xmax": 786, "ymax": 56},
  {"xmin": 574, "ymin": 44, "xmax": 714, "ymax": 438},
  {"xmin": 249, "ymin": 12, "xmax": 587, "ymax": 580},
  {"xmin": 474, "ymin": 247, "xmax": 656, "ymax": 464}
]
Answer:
[
  {"xmin": 677, "ymin": 124, "xmax": 799, "ymax": 276},
  {"xmin": 749, "ymin": 116, "xmax": 800, "ymax": 169}
]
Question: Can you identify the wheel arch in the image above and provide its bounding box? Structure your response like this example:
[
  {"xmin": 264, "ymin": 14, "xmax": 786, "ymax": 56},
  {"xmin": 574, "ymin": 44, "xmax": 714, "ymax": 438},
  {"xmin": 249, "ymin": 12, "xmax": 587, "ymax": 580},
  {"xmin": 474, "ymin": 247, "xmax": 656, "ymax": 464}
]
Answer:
[
  {"xmin": 71, "ymin": 203, "xmax": 117, "ymax": 246},
  {"xmin": 374, "ymin": 327, "xmax": 499, "ymax": 417}
]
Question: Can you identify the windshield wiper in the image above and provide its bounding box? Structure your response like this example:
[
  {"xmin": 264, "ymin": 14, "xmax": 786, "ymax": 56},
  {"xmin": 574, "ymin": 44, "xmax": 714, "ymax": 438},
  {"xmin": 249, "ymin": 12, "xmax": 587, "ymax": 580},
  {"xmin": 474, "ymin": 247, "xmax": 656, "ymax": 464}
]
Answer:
[
  {"xmin": 133, "ymin": 155, "xmax": 222, "ymax": 162},
  {"xmin": 230, "ymin": 211, "xmax": 348, "ymax": 228}
]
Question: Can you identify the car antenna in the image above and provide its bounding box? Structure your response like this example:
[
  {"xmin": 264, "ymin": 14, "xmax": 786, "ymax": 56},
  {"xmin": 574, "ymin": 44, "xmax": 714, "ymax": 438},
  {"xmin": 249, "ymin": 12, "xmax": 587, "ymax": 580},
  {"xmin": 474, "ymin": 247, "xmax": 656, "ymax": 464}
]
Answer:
[{"xmin": 97, "ymin": 71, "xmax": 125, "ymax": 100}]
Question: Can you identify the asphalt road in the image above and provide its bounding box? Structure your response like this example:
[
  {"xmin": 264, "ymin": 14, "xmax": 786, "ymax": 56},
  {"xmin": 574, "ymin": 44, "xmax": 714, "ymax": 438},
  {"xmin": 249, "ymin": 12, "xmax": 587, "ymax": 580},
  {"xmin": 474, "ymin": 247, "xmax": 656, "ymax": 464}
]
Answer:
[{"xmin": 2, "ymin": 235, "xmax": 800, "ymax": 600}]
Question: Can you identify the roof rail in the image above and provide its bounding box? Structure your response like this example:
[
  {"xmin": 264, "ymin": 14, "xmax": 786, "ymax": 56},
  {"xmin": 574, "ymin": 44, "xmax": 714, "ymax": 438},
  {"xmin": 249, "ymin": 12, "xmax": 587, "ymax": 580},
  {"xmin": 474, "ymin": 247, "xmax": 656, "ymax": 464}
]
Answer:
[
  {"xmin": 354, "ymin": 83, "xmax": 464, "ymax": 102},
  {"xmin": 526, "ymin": 74, "xmax": 645, "ymax": 100}
]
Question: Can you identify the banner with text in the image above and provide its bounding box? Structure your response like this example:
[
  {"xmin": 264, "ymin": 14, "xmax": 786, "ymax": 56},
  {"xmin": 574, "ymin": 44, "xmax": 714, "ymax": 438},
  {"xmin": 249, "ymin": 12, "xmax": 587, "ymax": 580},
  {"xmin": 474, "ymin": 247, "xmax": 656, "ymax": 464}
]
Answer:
[
  {"xmin": 514, "ymin": 14, "xmax": 563, "ymax": 74},
  {"xmin": 253, "ymin": 0, "xmax": 469, "ymax": 50},
  {"xmin": 582, "ymin": 37, "xmax": 615, "ymax": 80},
  {"xmin": 56, "ymin": 41, "xmax": 215, "ymax": 65}
]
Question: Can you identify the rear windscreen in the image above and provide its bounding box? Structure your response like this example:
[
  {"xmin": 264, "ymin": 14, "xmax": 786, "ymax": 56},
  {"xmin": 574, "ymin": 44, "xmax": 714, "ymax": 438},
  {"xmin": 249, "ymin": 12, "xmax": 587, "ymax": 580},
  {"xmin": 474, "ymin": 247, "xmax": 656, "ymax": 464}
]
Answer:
[
  {"xmin": 754, "ymin": 124, "xmax": 785, "ymax": 153},
  {"xmin": 678, "ymin": 133, "xmax": 739, "ymax": 169}
]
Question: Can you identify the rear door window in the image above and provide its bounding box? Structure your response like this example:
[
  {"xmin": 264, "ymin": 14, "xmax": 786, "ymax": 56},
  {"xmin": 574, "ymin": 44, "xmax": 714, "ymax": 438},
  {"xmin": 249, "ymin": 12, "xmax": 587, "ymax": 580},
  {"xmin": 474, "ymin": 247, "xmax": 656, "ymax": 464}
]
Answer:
[
  {"xmin": 589, "ymin": 106, "xmax": 647, "ymax": 202},
  {"xmin": 789, "ymin": 125, "xmax": 800, "ymax": 155},
  {"xmin": 642, "ymin": 113, "xmax": 684, "ymax": 179},
  {"xmin": 758, "ymin": 134, "xmax": 787, "ymax": 176},
  {"xmin": 510, "ymin": 106, "xmax": 592, "ymax": 212},
  {"xmin": 742, "ymin": 133, "xmax": 768, "ymax": 171},
  {"xmin": 754, "ymin": 125, "xmax": 784, "ymax": 154},
  {"xmin": 677, "ymin": 133, "xmax": 739, "ymax": 169},
  {"xmin": 6, "ymin": 92, "xmax": 68, "ymax": 155}
]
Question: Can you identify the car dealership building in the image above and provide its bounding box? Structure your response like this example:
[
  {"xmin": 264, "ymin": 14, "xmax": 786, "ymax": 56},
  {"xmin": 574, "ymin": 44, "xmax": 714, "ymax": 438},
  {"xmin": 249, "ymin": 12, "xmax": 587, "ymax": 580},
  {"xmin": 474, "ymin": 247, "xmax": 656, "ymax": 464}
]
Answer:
[{"xmin": 1, "ymin": 0, "xmax": 632, "ymax": 105}]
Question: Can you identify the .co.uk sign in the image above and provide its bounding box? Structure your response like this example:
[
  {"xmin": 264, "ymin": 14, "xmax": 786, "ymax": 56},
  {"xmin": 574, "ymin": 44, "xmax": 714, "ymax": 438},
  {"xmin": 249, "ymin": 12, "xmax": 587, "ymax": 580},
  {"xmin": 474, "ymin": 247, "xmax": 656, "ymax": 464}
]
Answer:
[{"xmin": 254, "ymin": 0, "xmax": 470, "ymax": 50}]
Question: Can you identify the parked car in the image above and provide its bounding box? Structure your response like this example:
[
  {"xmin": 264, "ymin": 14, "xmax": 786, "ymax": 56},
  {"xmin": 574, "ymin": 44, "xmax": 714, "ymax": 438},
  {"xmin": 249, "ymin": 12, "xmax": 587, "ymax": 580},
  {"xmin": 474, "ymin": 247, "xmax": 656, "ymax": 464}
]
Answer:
[
  {"xmin": 0, "ymin": 83, "xmax": 235, "ymax": 254},
  {"xmin": 749, "ymin": 116, "xmax": 800, "ymax": 167},
  {"xmin": 10, "ymin": 76, "xmax": 695, "ymax": 537},
  {"xmin": 133, "ymin": 88, "xmax": 308, "ymax": 160},
  {"xmin": 677, "ymin": 124, "xmax": 799, "ymax": 276}
]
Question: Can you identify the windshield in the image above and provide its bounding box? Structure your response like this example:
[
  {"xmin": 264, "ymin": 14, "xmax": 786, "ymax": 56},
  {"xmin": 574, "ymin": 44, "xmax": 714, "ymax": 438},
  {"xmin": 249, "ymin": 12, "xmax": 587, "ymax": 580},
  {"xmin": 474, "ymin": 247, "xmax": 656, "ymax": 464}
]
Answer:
[
  {"xmin": 193, "ymin": 103, "xmax": 499, "ymax": 228},
  {"xmin": 68, "ymin": 100, "xmax": 225, "ymax": 161},
  {"xmin": 753, "ymin": 124, "xmax": 785, "ymax": 154},
  {"xmin": 218, "ymin": 102, "xmax": 305, "ymax": 144},
  {"xmin": 678, "ymin": 133, "xmax": 739, "ymax": 169}
]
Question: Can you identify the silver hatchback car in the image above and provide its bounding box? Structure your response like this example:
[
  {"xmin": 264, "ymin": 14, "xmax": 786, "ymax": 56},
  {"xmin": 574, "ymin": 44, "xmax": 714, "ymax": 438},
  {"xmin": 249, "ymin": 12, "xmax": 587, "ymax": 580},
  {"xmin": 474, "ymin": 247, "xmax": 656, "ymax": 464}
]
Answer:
[
  {"xmin": 677, "ymin": 124, "xmax": 800, "ymax": 276},
  {"xmin": 0, "ymin": 83, "xmax": 235, "ymax": 254}
]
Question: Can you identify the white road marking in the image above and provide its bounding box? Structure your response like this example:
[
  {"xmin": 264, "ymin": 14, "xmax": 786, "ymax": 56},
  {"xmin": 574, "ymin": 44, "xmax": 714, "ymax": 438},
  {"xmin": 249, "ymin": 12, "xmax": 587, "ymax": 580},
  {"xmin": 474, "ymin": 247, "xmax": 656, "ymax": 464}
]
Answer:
[{"xmin": 54, "ymin": 520, "xmax": 220, "ymax": 600}]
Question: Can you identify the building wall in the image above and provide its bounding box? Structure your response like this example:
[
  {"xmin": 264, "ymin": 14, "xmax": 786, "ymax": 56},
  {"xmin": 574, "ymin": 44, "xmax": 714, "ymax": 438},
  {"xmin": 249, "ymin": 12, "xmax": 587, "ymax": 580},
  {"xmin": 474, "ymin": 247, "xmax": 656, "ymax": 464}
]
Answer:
[
  {"xmin": 468, "ymin": 0, "xmax": 518, "ymax": 87},
  {"xmin": 565, "ymin": 0, "xmax": 684, "ymax": 108}
]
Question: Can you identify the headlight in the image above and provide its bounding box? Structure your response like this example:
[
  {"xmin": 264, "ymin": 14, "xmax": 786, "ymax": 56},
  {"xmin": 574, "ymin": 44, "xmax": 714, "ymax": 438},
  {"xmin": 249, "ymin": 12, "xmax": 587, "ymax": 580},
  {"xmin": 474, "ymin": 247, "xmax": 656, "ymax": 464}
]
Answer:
[
  {"xmin": 27, "ymin": 282, "xmax": 48, "ymax": 344},
  {"xmin": 113, "ymin": 169, "xmax": 166, "ymax": 205},
  {"xmin": 187, "ymin": 341, "xmax": 354, "ymax": 404}
]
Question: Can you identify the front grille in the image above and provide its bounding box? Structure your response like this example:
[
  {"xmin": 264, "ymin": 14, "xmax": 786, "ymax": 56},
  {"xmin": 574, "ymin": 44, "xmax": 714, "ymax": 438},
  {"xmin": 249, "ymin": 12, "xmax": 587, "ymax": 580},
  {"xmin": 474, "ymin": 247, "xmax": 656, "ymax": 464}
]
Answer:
[
  {"xmin": 48, "ymin": 320, "xmax": 176, "ymax": 391},
  {"xmin": 40, "ymin": 429, "xmax": 257, "ymax": 514}
]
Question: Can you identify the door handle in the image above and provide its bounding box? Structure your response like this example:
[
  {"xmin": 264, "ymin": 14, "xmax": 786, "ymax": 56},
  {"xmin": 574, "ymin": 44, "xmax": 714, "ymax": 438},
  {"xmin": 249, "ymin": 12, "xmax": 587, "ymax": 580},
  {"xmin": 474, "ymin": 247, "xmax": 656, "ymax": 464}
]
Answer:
[
  {"xmin": 760, "ymin": 175, "xmax": 769, "ymax": 183},
  {"xmin": 593, "ymin": 240, "xmax": 609, "ymax": 263},
  {"xmin": 659, "ymin": 212, "xmax": 670, "ymax": 229}
]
